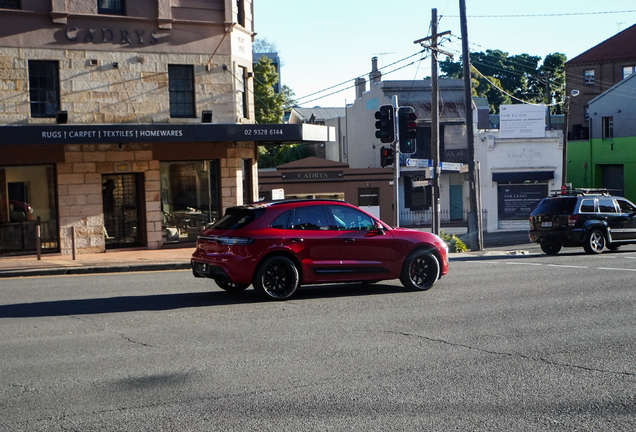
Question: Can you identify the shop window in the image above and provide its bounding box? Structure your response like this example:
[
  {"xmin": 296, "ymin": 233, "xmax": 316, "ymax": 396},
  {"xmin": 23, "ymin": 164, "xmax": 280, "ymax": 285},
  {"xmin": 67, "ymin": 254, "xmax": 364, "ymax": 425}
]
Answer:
[
  {"xmin": 1, "ymin": 165, "xmax": 58, "ymax": 255},
  {"xmin": 168, "ymin": 64, "xmax": 195, "ymax": 118},
  {"xmin": 98, "ymin": 0, "xmax": 125, "ymax": 15},
  {"xmin": 602, "ymin": 116, "xmax": 613, "ymax": 139},
  {"xmin": 0, "ymin": 0, "xmax": 20, "ymax": 9},
  {"xmin": 160, "ymin": 161, "xmax": 220, "ymax": 243},
  {"xmin": 242, "ymin": 159, "xmax": 253, "ymax": 204},
  {"xmin": 28, "ymin": 60, "xmax": 60, "ymax": 118}
]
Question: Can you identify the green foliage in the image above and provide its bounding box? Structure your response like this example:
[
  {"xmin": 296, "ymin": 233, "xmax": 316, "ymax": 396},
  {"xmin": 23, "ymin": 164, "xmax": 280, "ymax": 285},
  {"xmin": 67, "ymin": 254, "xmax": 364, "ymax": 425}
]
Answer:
[
  {"xmin": 440, "ymin": 50, "xmax": 567, "ymax": 114},
  {"xmin": 440, "ymin": 230, "xmax": 468, "ymax": 253},
  {"xmin": 253, "ymin": 55, "xmax": 285, "ymax": 124},
  {"xmin": 257, "ymin": 144, "xmax": 311, "ymax": 168}
]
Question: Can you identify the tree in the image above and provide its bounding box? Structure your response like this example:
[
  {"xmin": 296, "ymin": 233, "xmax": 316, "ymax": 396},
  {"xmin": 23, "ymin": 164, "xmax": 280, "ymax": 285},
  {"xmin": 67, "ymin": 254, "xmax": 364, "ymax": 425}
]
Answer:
[
  {"xmin": 440, "ymin": 50, "xmax": 566, "ymax": 114},
  {"xmin": 253, "ymin": 55, "xmax": 285, "ymax": 124}
]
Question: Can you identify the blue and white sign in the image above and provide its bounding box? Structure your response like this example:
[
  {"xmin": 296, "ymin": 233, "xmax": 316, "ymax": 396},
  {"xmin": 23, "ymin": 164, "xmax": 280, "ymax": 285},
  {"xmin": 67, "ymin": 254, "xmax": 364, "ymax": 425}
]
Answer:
[{"xmin": 405, "ymin": 158, "xmax": 433, "ymax": 168}]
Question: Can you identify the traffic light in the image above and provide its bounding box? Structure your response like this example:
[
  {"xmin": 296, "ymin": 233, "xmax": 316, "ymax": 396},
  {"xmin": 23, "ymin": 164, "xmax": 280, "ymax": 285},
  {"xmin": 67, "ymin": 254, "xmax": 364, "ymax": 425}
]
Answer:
[
  {"xmin": 380, "ymin": 147, "xmax": 394, "ymax": 167},
  {"xmin": 374, "ymin": 105, "xmax": 395, "ymax": 143},
  {"xmin": 398, "ymin": 106, "xmax": 418, "ymax": 154}
]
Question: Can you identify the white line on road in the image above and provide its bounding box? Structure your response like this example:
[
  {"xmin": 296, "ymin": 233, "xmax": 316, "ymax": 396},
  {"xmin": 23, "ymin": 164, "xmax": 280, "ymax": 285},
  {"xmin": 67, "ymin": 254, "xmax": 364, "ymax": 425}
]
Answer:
[
  {"xmin": 506, "ymin": 262, "xmax": 543, "ymax": 266},
  {"xmin": 547, "ymin": 264, "xmax": 588, "ymax": 269},
  {"xmin": 597, "ymin": 267, "xmax": 636, "ymax": 272}
]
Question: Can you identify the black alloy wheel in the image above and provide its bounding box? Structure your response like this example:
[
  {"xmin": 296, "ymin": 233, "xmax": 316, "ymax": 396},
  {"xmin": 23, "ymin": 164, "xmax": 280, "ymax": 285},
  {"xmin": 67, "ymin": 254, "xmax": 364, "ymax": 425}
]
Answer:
[
  {"xmin": 253, "ymin": 256, "xmax": 300, "ymax": 300},
  {"xmin": 400, "ymin": 251, "xmax": 440, "ymax": 291},
  {"xmin": 540, "ymin": 242, "xmax": 562, "ymax": 255}
]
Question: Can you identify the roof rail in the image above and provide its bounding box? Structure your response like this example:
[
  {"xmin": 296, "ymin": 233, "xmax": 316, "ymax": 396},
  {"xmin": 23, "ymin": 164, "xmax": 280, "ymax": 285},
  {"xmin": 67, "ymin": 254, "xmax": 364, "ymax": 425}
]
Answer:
[{"xmin": 549, "ymin": 188, "xmax": 611, "ymax": 197}]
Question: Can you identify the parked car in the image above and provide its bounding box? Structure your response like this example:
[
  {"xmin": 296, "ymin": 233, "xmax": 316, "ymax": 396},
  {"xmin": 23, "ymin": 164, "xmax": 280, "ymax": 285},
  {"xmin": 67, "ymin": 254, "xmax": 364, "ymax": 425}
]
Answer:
[
  {"xmin": 191, "ymin": 199, "xmax": 449, "ymax": 300},
  {"xmin": 528, "ymin": 189, "xmax": 636, "ymax": 255}
]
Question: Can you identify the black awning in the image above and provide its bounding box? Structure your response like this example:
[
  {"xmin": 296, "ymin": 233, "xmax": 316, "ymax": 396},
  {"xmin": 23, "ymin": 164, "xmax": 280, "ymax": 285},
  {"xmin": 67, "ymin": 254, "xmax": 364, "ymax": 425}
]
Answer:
[{"xmin": 492, "ymin": 171, "xmax": 554, "ymax": 183}]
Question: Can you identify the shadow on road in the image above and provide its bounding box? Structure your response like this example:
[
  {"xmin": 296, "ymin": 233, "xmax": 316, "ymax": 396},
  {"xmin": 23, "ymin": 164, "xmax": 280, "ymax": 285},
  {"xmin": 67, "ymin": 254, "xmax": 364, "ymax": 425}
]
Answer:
[{"xmin": 0, "ymin": 283, "xmax": 411, "ymax": 318}]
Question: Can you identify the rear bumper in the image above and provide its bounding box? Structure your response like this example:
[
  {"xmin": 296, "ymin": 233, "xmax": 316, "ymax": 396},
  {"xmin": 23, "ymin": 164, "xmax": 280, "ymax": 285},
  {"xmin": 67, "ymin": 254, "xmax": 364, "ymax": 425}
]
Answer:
[{"xmin": 528, "ymin": 228, "xmax": 587, "ymax": 246}]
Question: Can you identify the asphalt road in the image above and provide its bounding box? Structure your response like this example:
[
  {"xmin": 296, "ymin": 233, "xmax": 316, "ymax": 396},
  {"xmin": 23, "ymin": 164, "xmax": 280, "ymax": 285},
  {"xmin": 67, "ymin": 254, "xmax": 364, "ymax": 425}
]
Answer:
[{"xmin": 1, "ymin": 246, "xmax": 635, "ymax": 431}]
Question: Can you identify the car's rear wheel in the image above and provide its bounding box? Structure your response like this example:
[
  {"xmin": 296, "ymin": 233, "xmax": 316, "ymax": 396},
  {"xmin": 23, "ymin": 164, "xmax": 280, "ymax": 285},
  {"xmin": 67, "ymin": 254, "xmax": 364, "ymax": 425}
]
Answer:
[
  {"xmin": 215, "ymin": 280, "xmax": 250, "ymax": 292},
  {"xmin": 253, "ymin": 256, "xmax": 300, "ymax": 300},
  {"xmin": 400, "ymin": 250, "xmax": 440, "ymax": 291},
  {"xmin": 583, "ymin": 229, "xmax": 605, "ymax": 254},
  {"xmin": 540, "ymin": 242, "xmax": 562, "ymax": 255}
]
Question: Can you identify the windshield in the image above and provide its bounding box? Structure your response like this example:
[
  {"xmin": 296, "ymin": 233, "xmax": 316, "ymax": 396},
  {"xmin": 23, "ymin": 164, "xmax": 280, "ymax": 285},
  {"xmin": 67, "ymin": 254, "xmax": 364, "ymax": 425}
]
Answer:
[{"xmin": 531, "ymin": 198, "xmax": 577, "ymax": 215}]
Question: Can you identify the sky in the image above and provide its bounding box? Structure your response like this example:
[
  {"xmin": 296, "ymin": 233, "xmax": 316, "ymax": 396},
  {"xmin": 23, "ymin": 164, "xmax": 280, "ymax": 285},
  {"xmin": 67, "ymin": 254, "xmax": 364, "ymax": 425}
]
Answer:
[{"xmin": 253, "ymin": 1, "xmax": 636, "ymax": 108}]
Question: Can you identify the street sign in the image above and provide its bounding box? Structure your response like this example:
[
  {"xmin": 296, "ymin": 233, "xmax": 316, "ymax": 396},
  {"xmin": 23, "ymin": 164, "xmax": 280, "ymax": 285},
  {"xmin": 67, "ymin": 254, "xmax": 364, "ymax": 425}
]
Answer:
[
  {"xmin": 405, "ymin": 158, "xmax": 433, "ymax": 168},
  {"xmin": 412, "ymin": 180, "xmax": 432, "ymax": 187},
  {"xmin": 440, "ymin": 162, "xmax": 464, "ymax": 171}
]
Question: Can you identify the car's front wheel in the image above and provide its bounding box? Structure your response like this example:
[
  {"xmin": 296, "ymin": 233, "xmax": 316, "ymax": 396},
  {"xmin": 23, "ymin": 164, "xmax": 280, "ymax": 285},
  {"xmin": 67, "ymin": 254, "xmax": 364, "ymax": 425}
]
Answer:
[
  {"xmin": 400, "ymin": 250, "xmax": 440, "ymax": 291},
  {"xmin": 540, "ymin": 242, "xmax": 562, "ymax": 255},
  {"xmin": 583, "ymin": 228, "xmax": 605, "ymax": 254},
  {"xmin": 215, "ymin": 280, "xmax": 250, "ymax": 292},
  {"xmin": 253, "ymin": 256, "xmax": 300, "ymax": 300}
]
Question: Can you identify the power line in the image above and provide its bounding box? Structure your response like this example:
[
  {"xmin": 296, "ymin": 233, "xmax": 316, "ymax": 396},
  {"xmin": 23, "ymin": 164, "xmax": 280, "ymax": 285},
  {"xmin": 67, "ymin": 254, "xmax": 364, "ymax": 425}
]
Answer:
[{"xmin": 444, "ymin": 10, "xmax": 636, "ymax": 18}]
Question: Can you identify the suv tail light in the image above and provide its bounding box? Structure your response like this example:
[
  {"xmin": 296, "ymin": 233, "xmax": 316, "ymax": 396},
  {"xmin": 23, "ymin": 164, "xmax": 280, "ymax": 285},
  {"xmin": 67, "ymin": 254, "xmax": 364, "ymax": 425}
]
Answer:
[{"xmin": 567, "ymin": 215, "xmax": 578, "ymax": 227}]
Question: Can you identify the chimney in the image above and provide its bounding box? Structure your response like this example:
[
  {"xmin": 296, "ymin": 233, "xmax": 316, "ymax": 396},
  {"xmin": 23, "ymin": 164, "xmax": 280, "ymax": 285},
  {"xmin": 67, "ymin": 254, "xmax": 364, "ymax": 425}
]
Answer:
[
  {"xmin": 369, "ymin": 56, "xmax": 382, "ymax": 84},
  {"xmin": 355, "ymin": 77, "xmax": 366, "ymax": 98}
]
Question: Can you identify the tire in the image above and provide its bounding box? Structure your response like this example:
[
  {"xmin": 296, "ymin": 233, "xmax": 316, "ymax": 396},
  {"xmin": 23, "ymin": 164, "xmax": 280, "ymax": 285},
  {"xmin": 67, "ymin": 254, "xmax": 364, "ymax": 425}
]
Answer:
[
  {"xmin": 540, "ymin": 242, "xmax": 562, "ymax": 255},
  {"xmin": 583, "ymin": 229, "xmax": 605, "ymax": 254},
  {"xmin": 215, "ymin": 280, "xmax": 250, "ymax": 292},
  {"xmin": 400, "ymin": 251, "xmax": 440, "ymax": 291},
  {"xmin": 253, "ymin": 256, "xmax": 300, "ymax": 300},
  {"xmin": 607, "ymin": 243, "xmax": 621, "ymax": 251}
]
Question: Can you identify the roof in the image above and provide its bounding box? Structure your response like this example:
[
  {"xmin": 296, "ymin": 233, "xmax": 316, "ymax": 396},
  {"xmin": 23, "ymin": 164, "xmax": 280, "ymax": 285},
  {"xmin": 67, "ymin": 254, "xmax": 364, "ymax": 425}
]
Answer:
[
  {"xmin": 289, "ymin": 107, "xmax": 346, "ymax": 122},
  {"xmin": 567, "ymin": 23, "xmax": 636, "ymax": 64},
  {"xmin": 588, "ymin": 72, "xmax": 636, "ymax": 106}
]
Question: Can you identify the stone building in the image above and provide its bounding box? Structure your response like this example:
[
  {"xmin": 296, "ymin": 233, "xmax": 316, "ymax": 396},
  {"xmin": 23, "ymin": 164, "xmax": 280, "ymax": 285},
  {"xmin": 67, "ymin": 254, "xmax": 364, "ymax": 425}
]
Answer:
[{"xmin": 0, "ymin": 1, "xmax": 330, "ymax": 256}]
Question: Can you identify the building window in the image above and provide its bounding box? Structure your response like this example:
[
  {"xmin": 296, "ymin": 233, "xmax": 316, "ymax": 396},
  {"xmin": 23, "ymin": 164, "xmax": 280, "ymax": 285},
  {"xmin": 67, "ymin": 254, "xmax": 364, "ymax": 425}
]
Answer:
[
  {"xmin": 0, "ymin": 0, "xmax": 21, "ymax": 9},
  {"xmin": 28, "ymin": 60, "xmax": 60, "ymax": 118},
  {"xmin": 584, "ymin": 69, "xmax": 595, "ymax": 84},
  {"xmin": 238, "ymin": 66, "xmax": 249, "ymax": 119},
  {"xmin": 236, "ymin": 0, "xmax": 245, "ymax": 27},
  {"xmin": 168, "ymin": 65, "xmax": 195, "ymax": 118},
  {"xmin": 98, "ymin": 0, "xmax": 125, "ymax": 15},
  {"xmin": 602, "ymin": 116, "xmax": 613, "ymax": 139},
  {"xmin": 623, "ymin": 66, "xmax": 635, "ymax": 80}
]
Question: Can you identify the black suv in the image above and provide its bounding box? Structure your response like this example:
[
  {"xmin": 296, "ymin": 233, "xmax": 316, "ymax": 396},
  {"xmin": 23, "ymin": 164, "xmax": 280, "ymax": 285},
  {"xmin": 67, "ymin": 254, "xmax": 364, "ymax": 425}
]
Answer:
[{"xmin": 529, "ymin": 189, "xmax": 636, "ymax": 255}]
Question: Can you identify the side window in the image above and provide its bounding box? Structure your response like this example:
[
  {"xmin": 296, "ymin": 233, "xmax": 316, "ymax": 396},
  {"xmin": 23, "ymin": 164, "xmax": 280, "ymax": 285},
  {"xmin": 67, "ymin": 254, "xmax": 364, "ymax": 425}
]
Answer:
[
  {"xmin": 328, "ymin": 205, "xmax": 375, "ymax": 231},
  {"xmin": 270, "ymin": 211, "xmax": 290, "ymax": 229},
  {"xmin": 289, "ymin": 206, "xmax": 332, "ymax": 231},
  {"xmin": 579, "ymin": 199, "xmax": 595, "ymax": 213},
  {"xmin": 598, "ymin": 198, "xmax": 617, "ymax": 213},
  {"xmin": 617, "ymin": 199, "xmax": 636, "ymax": 213}
]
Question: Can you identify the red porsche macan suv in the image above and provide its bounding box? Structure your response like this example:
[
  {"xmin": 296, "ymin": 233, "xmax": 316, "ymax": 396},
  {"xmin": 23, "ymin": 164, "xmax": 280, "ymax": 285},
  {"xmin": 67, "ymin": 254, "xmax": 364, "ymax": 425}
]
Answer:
[{"xmin": 191, "ymin": 200, "xmax": 448, "ymax": 300}]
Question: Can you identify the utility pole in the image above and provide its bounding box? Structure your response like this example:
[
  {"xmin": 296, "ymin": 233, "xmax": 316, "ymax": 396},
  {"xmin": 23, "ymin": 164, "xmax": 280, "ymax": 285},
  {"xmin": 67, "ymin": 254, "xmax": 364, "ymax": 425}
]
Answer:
[
  {"xmin": 545, "ymin": 72, "xmax": 552, "ymax": 130},
  {"xmin": 414, "ymin": 9, "xmax": 452, "ymax": 236},
  {"xmin": 459, "ymin": 0, "xmax": 483, "ymax": 251}
]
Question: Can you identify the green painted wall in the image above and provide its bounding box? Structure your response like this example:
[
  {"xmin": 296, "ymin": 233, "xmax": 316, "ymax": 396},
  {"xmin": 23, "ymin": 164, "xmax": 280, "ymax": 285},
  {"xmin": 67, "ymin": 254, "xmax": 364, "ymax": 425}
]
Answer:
[{"xmin": 566, "ymin": 136, "xmax": 636, "ymax": 202}]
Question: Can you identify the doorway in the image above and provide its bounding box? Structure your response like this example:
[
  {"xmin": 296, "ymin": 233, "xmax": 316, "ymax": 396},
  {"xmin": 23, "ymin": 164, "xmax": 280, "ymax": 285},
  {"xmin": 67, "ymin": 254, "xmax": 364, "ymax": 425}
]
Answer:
[
  {"xmin": 102, "ymin": 173, "xmax": 144, "ymax": 249},
  {"xmin": 449, "ymin": 185, "xmax": 463, "ymax": 220}
]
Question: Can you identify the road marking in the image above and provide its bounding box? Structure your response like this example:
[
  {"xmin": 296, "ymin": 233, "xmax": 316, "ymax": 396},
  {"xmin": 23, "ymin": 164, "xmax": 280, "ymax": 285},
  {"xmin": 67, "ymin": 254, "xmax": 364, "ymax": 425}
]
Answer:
[
  {"xmin": 598, "ymin": 267, "xmax": 636, "ymax": 272},
  {"xmin": 506, "ymin": 262, "xmax": 542, "ymax": 266},
  {"xmin": 547, "ymin": 264, "xmax": 588, "ymax": 269}
]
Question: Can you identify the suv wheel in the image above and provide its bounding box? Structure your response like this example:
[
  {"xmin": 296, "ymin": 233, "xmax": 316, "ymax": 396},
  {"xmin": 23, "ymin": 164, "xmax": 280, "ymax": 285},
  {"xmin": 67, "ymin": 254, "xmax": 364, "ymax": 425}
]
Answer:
[
  {"xmin": 583, "ymin": 229, "xmax": 605, "ymax": 254},
  {"xmin": 253, "ymin": 256, "xmax": 300, "ymax": 300},
  {"xmin": 400, "ymin": 251, "xmax": 440, "ymax": 291},
  {"xmin": 540, "ymin": 242, "xmax": 562, "ymax": 255}
]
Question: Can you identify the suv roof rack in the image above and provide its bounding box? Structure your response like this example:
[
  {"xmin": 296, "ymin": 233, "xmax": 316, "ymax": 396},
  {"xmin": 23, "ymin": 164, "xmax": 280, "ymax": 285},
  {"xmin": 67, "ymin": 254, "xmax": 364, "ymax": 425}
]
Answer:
[{"xmin": 548, "ymin": 188, "xmax": 611, "ymax": 197}]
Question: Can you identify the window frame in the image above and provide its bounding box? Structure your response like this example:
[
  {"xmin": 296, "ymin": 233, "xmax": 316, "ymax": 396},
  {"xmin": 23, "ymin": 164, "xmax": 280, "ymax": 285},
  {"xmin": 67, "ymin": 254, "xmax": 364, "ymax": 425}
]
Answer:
[
  {"xmin": 602, "ymin": 116, "xmax": 614, "ymax": 140},
  {"xmin": 622, "ymin": 66, "xmax": 635, "ymax": 80},
  {"xmin": 168, "ymin": 64, "xmax": 196, "ymax": 119},
  {"xmin": 583, "ymin": 69, "xmax": 595, "ymax": 84},
  {"xmin": 28, "ymin": 60, "xmax": 60, "ymax": 119},
  {"xmin": 98, "ymin": 0, "xmax": 125, "ymax": 15}
]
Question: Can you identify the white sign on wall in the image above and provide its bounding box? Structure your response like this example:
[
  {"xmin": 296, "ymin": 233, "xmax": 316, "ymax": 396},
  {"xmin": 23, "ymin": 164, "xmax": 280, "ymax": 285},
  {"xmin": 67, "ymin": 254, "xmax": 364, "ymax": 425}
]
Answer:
[{"xmin": 499, "ymin": 104, "xmax": 545, "ymax": 138}]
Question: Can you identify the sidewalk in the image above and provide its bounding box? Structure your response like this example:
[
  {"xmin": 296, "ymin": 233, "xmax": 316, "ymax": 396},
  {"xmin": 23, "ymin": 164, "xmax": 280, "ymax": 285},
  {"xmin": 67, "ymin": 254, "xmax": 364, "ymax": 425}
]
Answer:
[{"xmin": 0, "ymin": 231, "xmax": 537, "ymax": 279}]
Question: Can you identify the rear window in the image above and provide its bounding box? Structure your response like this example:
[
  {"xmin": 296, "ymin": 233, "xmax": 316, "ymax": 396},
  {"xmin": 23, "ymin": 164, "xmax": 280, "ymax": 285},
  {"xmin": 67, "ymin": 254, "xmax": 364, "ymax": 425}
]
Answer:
[
  {"xmin": 211, "ymin": 208, "xmax": 262, "ymax": 230},
  {"xmin": 531, "ymin": 198, "xmax": 577, "ymax": 215}
]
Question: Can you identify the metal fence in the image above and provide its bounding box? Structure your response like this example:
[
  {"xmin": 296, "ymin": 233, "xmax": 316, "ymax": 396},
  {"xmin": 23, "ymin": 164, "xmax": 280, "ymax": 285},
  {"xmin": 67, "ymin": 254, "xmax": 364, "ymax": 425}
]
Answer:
[{"xmin": 399, "ymin": 209, "xmax": 488, "ymax": 228}]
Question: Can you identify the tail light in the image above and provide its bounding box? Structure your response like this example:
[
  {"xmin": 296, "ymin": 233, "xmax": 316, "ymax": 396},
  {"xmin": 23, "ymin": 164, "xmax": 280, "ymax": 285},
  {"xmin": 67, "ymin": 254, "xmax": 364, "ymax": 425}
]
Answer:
[{"xmin": 567, "ymin": 215, "xmax": 578, "ymax": 227}]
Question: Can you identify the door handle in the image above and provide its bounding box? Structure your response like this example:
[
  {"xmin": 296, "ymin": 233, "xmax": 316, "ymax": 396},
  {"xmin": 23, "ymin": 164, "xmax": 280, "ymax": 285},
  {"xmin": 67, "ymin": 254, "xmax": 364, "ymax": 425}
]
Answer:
[
  {"xmin": 290, "ymin": 238, "xmax": 304, "ymax": 243},
  {"xmin": 343, "ymin": 238, "xmax": 356, "ymax": 242}
]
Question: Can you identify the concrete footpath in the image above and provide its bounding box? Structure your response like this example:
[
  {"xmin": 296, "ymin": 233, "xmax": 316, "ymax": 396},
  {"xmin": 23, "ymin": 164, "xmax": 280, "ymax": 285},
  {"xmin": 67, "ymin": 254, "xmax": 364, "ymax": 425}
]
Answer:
[{"xmin": 0, "ymin": 231, "xmax": 536, "ymax": 279}]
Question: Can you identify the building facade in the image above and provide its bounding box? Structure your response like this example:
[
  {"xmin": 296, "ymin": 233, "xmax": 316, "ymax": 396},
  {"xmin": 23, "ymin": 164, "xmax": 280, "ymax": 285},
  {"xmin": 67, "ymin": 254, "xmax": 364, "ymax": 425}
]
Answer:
[{"xmin": 0, "ymin": 1, "xmax": 333, "ymax": 256}]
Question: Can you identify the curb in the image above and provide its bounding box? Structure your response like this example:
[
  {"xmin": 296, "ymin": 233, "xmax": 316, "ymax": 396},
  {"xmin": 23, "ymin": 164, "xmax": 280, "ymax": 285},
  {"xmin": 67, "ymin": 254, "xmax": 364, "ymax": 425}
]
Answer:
[{"xmin": 0, "ymin": 262, "xmax": 191, "ymax": 278}]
